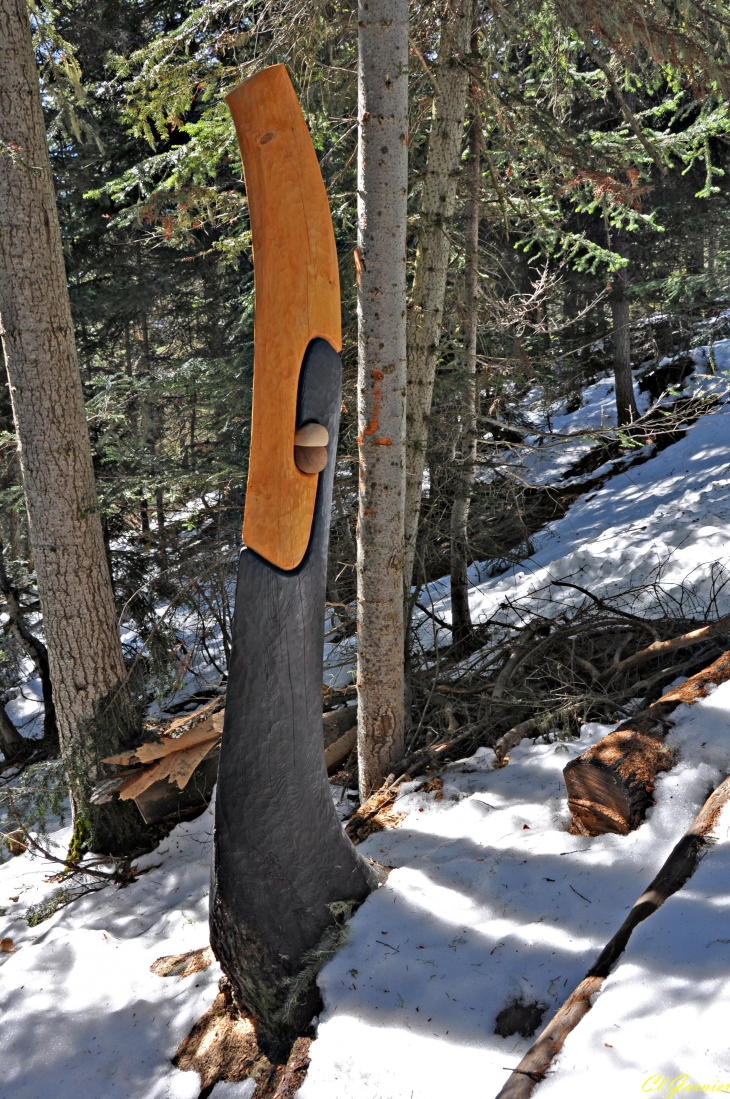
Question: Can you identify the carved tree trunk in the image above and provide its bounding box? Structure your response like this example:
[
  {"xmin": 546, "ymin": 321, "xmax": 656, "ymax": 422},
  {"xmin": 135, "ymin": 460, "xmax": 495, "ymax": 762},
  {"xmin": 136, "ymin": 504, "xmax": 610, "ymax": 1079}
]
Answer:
[
  {"xmin": 0, "ymin": 0, "xmax": 146, "ymax": 855},
  {"xmin": 210, "ymin": 67, "xmax": 378, "ymax": 1060},
  {"xmin": 449, "ymin": 93, "xmax": 480, "ymax": 650},
  {"xmin": 404, "ymin": 0, "xmax": 474, "ymax": 592},
  {"xmin": 356, "ymin": 0, "xmax": 409, "ymax": 795},
  {"xmin": 210, "ymin": 342, "xmax": 378, "ymax": 1059}
]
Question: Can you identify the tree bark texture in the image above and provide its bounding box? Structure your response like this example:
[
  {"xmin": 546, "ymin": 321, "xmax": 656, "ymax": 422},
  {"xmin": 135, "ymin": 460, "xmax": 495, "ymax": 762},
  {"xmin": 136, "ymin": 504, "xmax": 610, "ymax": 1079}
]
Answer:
[
  {"xmin": 0, "ymin": 0, "xmax": 145, "ymax": 854},
  {"xmin": 404, "ymin": 0, "xmax": 473, "ymax": 592},
  {"xmin": 449, "ymin": 95, "xmax": 480, "ymax": 649},
  {"xmin": 610, "ymin": 233, "xmax": 638, "ymax": 425},
  {"xmin": 356, "ymin": 0, "xmax": 409, "ymax": 796},
  {"xmin": 210, "ymin": 341, "xmax": 378, "ymax": 1058}
]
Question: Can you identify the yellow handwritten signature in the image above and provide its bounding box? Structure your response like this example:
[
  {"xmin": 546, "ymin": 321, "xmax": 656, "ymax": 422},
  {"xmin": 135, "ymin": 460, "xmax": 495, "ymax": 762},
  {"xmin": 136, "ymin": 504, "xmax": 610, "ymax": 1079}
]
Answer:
[{"xmin": 643, "ymin": 1075, "xmax": 730, "ymax": 1095}]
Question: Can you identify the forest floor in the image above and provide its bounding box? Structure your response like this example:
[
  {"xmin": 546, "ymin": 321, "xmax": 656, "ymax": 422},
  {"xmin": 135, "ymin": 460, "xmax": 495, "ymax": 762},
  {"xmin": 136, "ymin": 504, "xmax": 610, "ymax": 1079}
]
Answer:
[{"xmin": 3, "ymin": 356, "xmax": 730, "ymax": 1098}]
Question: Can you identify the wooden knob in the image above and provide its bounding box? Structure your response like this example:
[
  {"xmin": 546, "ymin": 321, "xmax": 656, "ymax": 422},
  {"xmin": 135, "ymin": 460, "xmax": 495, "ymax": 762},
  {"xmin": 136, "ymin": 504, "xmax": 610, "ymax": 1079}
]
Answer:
[
  {"xmin": 294, "ymin": 445, "xmax": 328, "ymax": 473},
  {"xmin": 294, "ymin": 423, "xmax": 329, "ymax": 447}
]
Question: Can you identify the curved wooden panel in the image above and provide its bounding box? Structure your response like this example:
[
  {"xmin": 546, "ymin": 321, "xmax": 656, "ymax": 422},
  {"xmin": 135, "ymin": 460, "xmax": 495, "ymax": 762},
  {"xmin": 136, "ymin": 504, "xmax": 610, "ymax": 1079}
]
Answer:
[{"xmin": 226, "ymin": 65, "xmax": 342, "ymax": 570}]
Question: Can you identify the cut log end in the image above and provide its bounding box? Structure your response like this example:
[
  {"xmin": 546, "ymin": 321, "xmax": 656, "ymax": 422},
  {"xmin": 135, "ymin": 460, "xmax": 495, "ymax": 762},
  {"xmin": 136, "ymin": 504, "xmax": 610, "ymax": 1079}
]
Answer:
[{"xmin": 564, "ymin": 728, "xmax": 674, "ymax": 836}]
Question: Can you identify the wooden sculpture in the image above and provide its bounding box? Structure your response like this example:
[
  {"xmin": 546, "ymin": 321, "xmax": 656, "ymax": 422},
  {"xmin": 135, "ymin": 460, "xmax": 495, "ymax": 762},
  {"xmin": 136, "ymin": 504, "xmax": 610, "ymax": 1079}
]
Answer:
[{"xmin": 209, "ymin": 65, "xmax": 377, "ymax": 1057}]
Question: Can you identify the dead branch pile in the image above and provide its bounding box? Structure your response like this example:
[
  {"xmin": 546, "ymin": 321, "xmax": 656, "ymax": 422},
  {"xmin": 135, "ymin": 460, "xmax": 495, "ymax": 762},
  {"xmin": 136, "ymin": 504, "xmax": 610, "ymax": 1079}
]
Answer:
[{"xmin": 401, "ymin": 562, "xmax": 730, "ymax": 774}]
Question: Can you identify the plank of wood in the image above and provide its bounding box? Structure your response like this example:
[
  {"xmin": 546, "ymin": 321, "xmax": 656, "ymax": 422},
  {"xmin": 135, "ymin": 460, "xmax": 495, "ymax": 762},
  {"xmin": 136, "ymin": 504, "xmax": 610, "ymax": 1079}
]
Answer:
[
  {"xmin": 564, "ymin": 649, "xmax": 730, "ymax": 835},
  {"xmin": 227, "ymin": 65, "xmax": 342, "ymax": 571},
  {"xmin": 135, "ymin": 713, "xmax": 223, "ymax": 762}
]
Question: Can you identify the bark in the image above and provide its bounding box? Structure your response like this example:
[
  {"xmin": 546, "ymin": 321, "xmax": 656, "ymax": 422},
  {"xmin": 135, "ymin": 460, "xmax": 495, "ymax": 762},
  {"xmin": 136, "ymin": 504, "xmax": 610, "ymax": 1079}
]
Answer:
[
  {"xmin": 0, "ymin": 0, "xmax": 147, "ymax": 854},
  {"xmin": 0, "ymin": 538, "xmax": 57, "ymax": 745},
  {"xmin": 356, "ymin": 0, "xmax": 409, "ymax": 796},
  {"xmin": 449, "ymin": 93, "xmax": 480, "ymax": 650},
  {"xmin": 404, "ymin": 0, "xmax": 474, "ymax": 592},
  {"xmin": 610, "ymin": 233, "xmax": 638, "ymax": 426}
]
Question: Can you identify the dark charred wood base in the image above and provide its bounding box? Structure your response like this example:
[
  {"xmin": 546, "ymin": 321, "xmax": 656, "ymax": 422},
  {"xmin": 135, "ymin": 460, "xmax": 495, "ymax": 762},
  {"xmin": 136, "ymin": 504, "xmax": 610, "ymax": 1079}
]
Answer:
[
  {"xmin": 564, "ymin": 650, "xmax": 730, "ymax": 835},
  {"xmin": 210, "ymin": 340, "xmax": 377, "ymax": 1059}
]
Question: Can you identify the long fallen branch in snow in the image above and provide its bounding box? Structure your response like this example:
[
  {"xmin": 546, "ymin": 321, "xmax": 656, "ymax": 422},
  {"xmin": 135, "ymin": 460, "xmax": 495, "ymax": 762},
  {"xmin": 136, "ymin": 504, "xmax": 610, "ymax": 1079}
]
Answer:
[{"xmin": 495, "ymin": 771, "xmax": 730, "ymax": 1099}]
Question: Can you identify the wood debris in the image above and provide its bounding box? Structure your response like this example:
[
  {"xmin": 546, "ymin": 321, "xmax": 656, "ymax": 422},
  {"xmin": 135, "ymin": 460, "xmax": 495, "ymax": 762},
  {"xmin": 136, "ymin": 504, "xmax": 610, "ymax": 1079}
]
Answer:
[
  {"xmin": 151, "ymin": 946, "xmax": 213, "ymax": 979},
  {"xmin": 91, "ymin": 698, "xmax": 225, "ymax": 813}
]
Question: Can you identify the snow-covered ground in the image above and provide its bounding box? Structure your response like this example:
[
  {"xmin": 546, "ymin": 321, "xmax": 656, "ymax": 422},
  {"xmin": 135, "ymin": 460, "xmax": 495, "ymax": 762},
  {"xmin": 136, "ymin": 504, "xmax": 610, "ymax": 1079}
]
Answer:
[
  {"xmin": 0, "ymin": 808, "xmax": 222, "ymax": 1099},
  {"xmin": 301, "ymin": 687, "xmax": 730, "ymax": 1099},
  {"xmin": 418, "ymin": 373, "xmax": 730, "ymax": 653},
  {"xmin": 4, "ymin": 353, "xmax": 730, "ymax": 1097}
]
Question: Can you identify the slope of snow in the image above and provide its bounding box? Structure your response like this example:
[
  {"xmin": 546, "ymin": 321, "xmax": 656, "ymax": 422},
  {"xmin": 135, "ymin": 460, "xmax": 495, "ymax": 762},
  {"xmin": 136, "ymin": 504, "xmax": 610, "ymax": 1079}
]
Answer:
[
  {"xmin": 300, "ymin": 680, "xmax": 730, "ymax": 1099},
  {"xmin": 419, "ymin": 384, "xmax": 730, "ymax": 652},
  {"xmin": 3, "ymin": 361, "xmax": 730, "ymax": 1098},
  {"xmin": 538, "ymin": 686, "xmax": 730, "ymax": 1099}
]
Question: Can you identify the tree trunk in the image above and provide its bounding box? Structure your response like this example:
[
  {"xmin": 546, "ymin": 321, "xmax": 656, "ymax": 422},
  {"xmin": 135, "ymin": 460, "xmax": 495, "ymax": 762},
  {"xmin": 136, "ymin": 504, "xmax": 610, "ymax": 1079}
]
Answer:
[
  {"xmin": 0, "ymin": 700, "xmax": 30, "ymax": 761},
  {"xmin": 404, "ymin": 0, "xmax": 474, "ymax": 593},
  {"xmin": 0, "ymin": 0, "xmax": 147, "ymax": 855},
  {"xmin": 610, "ymin": 233, "xmax": 637, "ymax": 426},
  {"xmin": 0, "ymin": 539, "xmax": 57, "ymax": 746},
  {"xmin": 449, "ymin": 94, "xmax": 480, "ymax": 650},
  {"xmin": 211, "ymin": 341, "xmax": 378, "ymax": 1058},
  {"xmin": 356, "ymin": 0, "xmax": 409, "ymax": 797}
]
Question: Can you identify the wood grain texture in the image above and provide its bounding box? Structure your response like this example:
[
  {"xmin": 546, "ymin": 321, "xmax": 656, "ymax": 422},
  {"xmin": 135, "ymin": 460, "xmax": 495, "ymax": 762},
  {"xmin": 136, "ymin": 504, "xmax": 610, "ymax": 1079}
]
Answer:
[
  {"xmin": 210, "ymin": 340, "xmax": 377, "ymax": 1057},
  {"xmin": 226, "ymin": 64, "xmax": 341, "ymax": 570}
]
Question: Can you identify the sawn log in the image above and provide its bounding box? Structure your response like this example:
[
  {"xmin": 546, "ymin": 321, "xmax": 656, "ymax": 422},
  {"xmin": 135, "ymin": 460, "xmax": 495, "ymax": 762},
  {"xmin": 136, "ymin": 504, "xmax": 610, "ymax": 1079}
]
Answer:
[{"xmin": 564, "ymin": 650, "xmax": 730, "ymax": 835}]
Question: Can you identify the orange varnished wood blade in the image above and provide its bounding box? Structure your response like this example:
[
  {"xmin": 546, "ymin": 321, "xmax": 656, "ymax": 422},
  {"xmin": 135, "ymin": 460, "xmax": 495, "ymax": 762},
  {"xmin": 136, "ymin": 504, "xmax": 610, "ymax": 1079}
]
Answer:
[{"xmin": 227, "ymin": 65, "xmax": 342, "ymax": 571}]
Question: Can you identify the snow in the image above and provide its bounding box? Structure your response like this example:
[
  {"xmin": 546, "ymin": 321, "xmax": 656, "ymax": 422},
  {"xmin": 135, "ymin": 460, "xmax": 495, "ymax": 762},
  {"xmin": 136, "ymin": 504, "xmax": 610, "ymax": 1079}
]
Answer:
[
  {"xmin": 300, "ymin": 682, "xmax": 730, "ymax": 1099},
  {"xmin": 420, "ymin": 379, "xmax": 730, "ymax": 651},
  {"xmin": 0, "ymin": 806, "xmax": 221, "ymax": 1099},
  {"xmin": 4, "ymin": 351, "xmax": 730, "ymax": 1097}
]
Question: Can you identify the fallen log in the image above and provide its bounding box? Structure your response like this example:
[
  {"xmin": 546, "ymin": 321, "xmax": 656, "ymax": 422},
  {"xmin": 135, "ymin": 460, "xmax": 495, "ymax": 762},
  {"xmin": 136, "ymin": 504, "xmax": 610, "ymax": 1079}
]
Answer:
[
  {"xmin": 495, "ymin": 771, "xmax": 730, "ymax": 1099},
  {"xmin": 564, "ymin": 650, "xmax": 730, "ymax": 836}
]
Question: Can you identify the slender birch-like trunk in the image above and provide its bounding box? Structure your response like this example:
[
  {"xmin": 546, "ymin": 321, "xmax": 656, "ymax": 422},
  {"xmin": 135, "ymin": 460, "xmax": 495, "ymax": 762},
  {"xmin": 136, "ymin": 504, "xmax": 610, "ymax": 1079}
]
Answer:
[
  {"xmin": 404, "ymin": 0, "xmax": 473, "ymax": 593},
  {"xmin": 0, "ymin": 0, "xmax": 146, "ymax": 854},
  {"xmin": 449, "ymin": 103, "xmax": 480, "ymax": 649},
  {"xmin": 356, "ymin": 0, "xmax": 409, "ymax": 796},
  {"xmin": 611, "ymin": 232, "xmax": 637, "ymax": 426}
]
